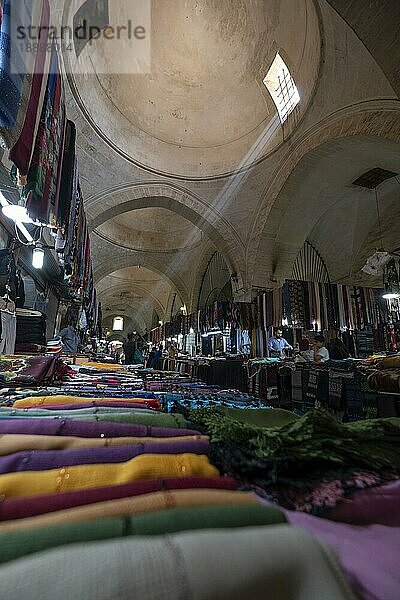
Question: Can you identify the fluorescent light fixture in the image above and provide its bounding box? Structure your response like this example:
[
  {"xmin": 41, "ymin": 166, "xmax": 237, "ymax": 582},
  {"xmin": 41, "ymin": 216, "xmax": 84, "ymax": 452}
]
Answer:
[
  {"xmin": 383, "ymin": 292, "xmax": 400, "ymax": 300},
  {"xmin": 32, "ymin": 243, "xmax": 44, "ymax": 269},
  {"xmin": 0, "ymin": 191, "xmax": 34, "ymax": 242}
]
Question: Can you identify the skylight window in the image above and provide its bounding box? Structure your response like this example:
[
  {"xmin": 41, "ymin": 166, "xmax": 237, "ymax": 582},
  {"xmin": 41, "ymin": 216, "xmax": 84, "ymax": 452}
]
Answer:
[{"xmin": 263, "ymin": 53, "xmax": 300, "ymax": 123}]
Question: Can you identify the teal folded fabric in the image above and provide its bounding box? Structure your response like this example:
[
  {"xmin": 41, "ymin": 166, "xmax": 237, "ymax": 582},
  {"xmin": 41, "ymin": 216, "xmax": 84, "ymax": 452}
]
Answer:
[
  {"xmin": 0, "ymin": 504, "xmax": 286, "ymax": 563},
  {"xmin": 0, "ymin": 411, "xmax": 188, "ymax": 429}
]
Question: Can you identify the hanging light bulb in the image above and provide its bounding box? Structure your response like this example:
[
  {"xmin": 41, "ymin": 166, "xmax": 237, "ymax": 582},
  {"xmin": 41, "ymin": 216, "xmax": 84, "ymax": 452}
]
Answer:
[{"xmin": 32, "ymin": 243, "xmax": 44, "ymax": 269}]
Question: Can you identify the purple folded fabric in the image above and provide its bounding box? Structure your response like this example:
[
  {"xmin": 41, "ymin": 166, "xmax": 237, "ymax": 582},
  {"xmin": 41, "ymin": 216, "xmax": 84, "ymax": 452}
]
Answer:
[
  {"xmin": 256, "ymin": 496, "xmax": 400, "ymax": 600},
  {"xmin": 0, "ymin": 440, "xmax": 210, "ymax": 474},
  {"xmin": 328, "ymin": 480, "xmax": 400, "ymax": 526},
  {"xmin": 0, "ymin": 476, "xmax": 237, "ymax": 521},
  {"xmin": 0, "ymin": 419, "xmax": 200, "ymax": 439},
  {"xmin": 286, "ymin": 508, "xmax": 400, "ymax": 600},
  {"xmin": 22, "ymin": 402, "xmax": 154, "ymax": 411}
]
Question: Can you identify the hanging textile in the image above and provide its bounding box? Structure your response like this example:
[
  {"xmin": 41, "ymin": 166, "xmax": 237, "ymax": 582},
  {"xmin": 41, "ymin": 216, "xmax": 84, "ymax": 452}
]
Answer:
[
  {"xmin": 8, "ymin": 0, "xmax": 50, "ymax": 175},
  {"xmin": 0, "ymin": 0, "xmax": 32, "ymax": 129},
  {"xmin": 0, "ymin": 309, "xmax": 16, "ymax": 353},
  {"xmin": 23, "ymin": 43, "xmax": 66, "ymax": 224}
]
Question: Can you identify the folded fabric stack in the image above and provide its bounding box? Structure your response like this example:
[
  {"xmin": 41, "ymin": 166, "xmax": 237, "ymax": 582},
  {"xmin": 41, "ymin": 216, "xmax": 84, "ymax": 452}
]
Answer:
[
  {"xmin": 1, "ymin": 386, "xmax": 354, "ymax": 600},
  {"xmin": 46, "ymin": 340, "xmax": 63, "ymax": 355},
  {"xmin": 15, "ymin": 310, "xmax": 47, "ymax": 346},
  {"xmin": 0, "ymin": 355, "xmax": 70, "ymax": 389},
  {"xmin": 0, "ymin": 358, "xmax": 398, "ymax": 599},
  {"xmin": 367, "ymin": 355, "xmax": 400, "ymax": 394}
]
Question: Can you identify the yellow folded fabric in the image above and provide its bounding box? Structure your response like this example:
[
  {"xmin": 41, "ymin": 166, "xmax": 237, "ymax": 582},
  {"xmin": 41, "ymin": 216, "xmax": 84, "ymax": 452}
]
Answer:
[
  {"xmin": 12, "ymin": 396, "xmax": 149, "ymax": 408},
  {"xmin": 81, "ymin": 363, "xmax": 124, "ymax": 371},
  {"xmin": 0, "ymin": 454, "xmax": 218, "ymax": 500},
  {"xmin": 0, "ymin": 434, "xmax": 208, "ymax": 456},
  {"xmin": 0, "ymin": 489, "xmax": 258, "ymax": 532}
]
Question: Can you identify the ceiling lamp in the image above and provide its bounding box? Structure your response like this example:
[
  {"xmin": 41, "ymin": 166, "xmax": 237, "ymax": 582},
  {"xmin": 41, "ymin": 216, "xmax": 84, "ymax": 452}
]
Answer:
[
  {"xmin": 112, "ymin": 316, "xmax": 124, "ymax": 331},
  {"xmin": 382, "ymin": 259, "xmax": 400, "ymax": 300},
  {"xmin": 32, "ymin": 243, "xmax": 45, "ymax": 269}
]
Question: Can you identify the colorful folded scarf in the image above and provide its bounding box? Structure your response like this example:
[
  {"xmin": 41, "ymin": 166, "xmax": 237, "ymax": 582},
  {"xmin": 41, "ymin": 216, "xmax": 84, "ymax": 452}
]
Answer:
[
  {"xmin": 0, "ymin": 476, "xmax": 236, "ymax": 521},
  {"xmin": 0, "ymin": 489, "xmax": 257, "ymax": 532},
  {"xmin": 0, "ymin": 504, "xmax": 286, "ymax": 564},
  {"xmin": 0, "ymin": 439, "xmax": 210, "ymax": 474},
  {"xmin": 0, "ymin": 453, "xmax": 218, "ymax": 499}
]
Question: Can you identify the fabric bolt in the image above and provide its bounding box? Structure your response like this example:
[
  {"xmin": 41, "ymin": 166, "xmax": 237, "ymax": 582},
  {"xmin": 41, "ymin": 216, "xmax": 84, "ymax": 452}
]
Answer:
[
  {"xmin": 0, "ymin": 504, "xmax": 287, "ymax": 564},
  {"xmin": 0, "ymin": 439, "xmax": 210, "ymax": 474},
  {"xmin": 0, "ymin": 418, "xmax": 200, "ymax": 438},
  {"xmin": 0, "ymin": 476, "xmax": 236, "ymax": 521},
  {"xmin": 0, "ymin": 526, "xmax": 357, "ymax": 600},
  {"xmin": 0, "ymin": 489, "xmax": 259, "ymax": 532},
  {"xmin": 0, "ymin": 433, "xmax": 208, "ymax": 456},
  {"xmin": 0, "ymin": 453, "xmax": 218, "ymax": 499}
]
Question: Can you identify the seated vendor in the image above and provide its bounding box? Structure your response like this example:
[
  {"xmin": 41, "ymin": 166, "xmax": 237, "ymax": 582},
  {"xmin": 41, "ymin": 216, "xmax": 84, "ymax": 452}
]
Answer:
[{"xmin": 268, "ymin": 328, "xmax": 293, "ymax": 358}]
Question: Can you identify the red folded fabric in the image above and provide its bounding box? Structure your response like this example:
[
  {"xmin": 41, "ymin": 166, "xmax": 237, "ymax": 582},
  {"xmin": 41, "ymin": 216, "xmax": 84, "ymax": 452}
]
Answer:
[{"xmin": 0, "ymin": 476, "xmax": 237, "ymax": 521}]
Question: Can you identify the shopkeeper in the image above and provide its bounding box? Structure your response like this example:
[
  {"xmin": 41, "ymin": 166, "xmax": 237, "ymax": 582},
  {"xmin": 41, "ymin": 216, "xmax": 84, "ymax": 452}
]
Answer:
[{"xmin": 268, "ymin": 328, "xmax": 293, "ymax": 358}]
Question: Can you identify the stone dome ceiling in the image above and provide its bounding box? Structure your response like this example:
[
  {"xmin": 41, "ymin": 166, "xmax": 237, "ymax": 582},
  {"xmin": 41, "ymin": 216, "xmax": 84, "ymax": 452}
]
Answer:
[{"xmin": 64, "ymin": 0, "xmax": 321, "ymax": 178}]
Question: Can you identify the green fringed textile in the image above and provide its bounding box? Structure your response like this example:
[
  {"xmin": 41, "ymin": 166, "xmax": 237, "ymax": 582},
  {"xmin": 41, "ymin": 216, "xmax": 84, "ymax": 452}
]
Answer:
[{"xmin": 189, "ymin": 408, "xmax": 400, "ymax": 471}]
